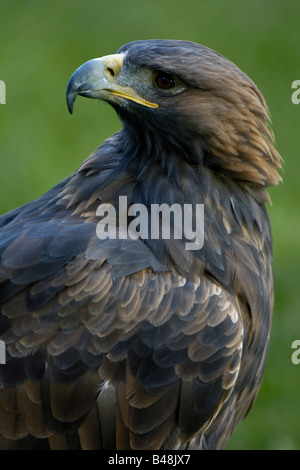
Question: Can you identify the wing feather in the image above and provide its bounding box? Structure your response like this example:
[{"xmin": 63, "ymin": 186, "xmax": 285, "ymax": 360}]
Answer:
[{"xmin": 0, "ymin": 132, "xmax": 273, "ymax": 449}]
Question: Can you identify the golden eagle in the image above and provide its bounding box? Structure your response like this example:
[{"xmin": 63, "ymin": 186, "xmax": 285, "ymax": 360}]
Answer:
[{"xmin": 0, "ymin": 40, "xmax": 282, "ymax": 450}]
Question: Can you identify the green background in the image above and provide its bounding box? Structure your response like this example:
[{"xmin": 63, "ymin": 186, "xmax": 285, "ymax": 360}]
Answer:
[{"xmin": 0, "ymin": 0, "xmax": 299, "ymax": 450}]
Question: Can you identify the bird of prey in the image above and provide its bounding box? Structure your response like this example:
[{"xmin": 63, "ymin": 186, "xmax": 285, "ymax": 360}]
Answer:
[{"xmin": 0, "ymin": 40, "xmax": 282, "ymax": 450}]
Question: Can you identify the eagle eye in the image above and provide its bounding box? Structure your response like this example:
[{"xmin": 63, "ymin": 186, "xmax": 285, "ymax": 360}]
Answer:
[{"xmin": 154, "ymin": 71, "xmax": 176, "ymax": 90}]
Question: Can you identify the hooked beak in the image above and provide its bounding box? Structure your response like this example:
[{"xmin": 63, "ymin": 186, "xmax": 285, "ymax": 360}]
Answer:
[{"xmin": 66, "ymin": 53, "xmax": 158, "ymax": 114}]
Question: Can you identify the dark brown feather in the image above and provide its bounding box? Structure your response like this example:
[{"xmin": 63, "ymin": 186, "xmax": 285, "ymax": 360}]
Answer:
[{"xmin": 0, "ymin": 39, "xmax": 282, "ymax": 450}]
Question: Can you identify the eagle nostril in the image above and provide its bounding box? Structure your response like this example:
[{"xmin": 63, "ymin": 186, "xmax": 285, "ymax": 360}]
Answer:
[{"xmin": 106, "ymin": 67, "xmax": 115, "ymax": 77}]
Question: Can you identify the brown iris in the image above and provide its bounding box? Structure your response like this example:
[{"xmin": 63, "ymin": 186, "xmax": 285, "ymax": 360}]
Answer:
[{"xmin": 154, "ymin": 72, "xmax": 176, "ymax": 90}]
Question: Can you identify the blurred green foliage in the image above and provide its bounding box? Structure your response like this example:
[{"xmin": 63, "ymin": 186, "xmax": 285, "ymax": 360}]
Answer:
[{"xmin": 0, "ymin": 0, "xmax": 299, "ymax": 450}]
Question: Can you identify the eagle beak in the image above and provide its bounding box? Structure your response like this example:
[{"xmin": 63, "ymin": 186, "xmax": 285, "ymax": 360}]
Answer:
[{"xmin": 66, "ymin": 53, "xmax": 158, "ymax": 114}]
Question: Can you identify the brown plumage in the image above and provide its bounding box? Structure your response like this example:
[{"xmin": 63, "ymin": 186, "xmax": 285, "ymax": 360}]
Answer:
[{"xmin": 0, "ymin": 40, "xmax": 281, "ymax": 450}]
